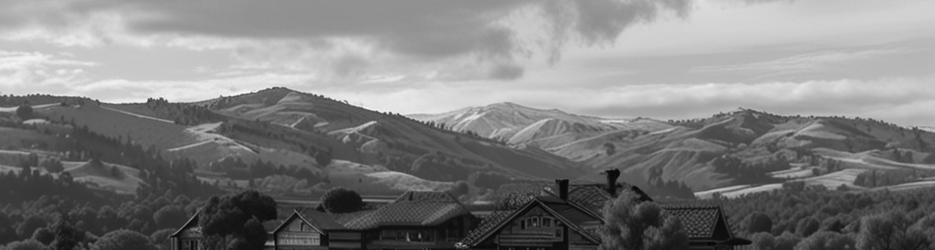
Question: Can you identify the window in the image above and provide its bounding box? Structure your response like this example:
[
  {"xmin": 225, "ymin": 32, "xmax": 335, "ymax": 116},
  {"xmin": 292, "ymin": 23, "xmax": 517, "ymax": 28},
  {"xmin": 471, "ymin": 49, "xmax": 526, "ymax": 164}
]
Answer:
[
  {"xmin": 521, "ymin": 216, "xmax": 556, "ymax": 229},
  {"xmin": 380, "ymin": 230, "xmax": 434, "ymax": 242},
  {"xmin": 182, "ymin": 239, "xmax": 199, "ymax": 250},
  {"xmin": 407, "ymin": 231, "xmax": 434, "ymax": 242}
]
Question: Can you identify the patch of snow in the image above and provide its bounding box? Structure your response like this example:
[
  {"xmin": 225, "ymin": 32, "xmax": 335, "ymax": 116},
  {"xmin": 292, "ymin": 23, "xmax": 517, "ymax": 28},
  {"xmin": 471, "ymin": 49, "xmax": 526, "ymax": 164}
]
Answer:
[
  {"xmin": 649, "ymin": 127, "xmax": 677, "ymax": 135},
  {"xmin": 365, "ymin": 171, "xmax": 453, "ymax": 191},
  {"xmin": 696, "ymin": 184, "xmax": 783, "ymax": 199},
  {"xmin": 769, "ymin": 167, "xmax": 815, "ymax": 179},
  {"xmin": 796, "ymin": 123, "xmax": 846, "ymax": 140},
  {"xmin": 0, "ymin": 149, "xmax": 31, "ymax": 156},
  {"xmin": 0, "ymin": 103, "xmax": 60, "ymax": 112},
  {"xmin": 800, "ymin": 168, "xmax": 866, "ymax": 189},
  {"xmin": 884, "ymin": 180, "xmax": 935, "ymax": 192},
  {"xmin": 22, "ymin": 119, "xmax": 49, "ymax": 125},
  {"xmin": 171, "ymin": 122, "xmax": 256, "ymax": 154},
  {"xmin": 694, "ymin": 185, "xmax": 751, "ymax": 198}
]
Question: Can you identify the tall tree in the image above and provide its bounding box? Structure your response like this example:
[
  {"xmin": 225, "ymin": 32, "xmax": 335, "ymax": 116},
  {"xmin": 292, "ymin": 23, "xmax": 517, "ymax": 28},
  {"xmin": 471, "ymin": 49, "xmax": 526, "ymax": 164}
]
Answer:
[
  {"xmin": 745, "ymin": 212, "xmax": 773, "ymax": 234},
  {"xmin": 598, "ymin": 190, "xmax": 689, "ymax": 250},
  {"xmin": 16, "ymin": 104, "xmax": 33, "ymax": 120},
  {"xmin": 856, "ymin": 211, "xmax": 930, "ymax": 250},
  {"xmin": 50, "ymin": 215, "xmax": 83, "ymax": 250},
  {"xmin": 320, "ymin": 188, "xmax": 364, "ymax": 213},
  {"xmin": 199, "ymin": 190, "xmax": 276, "ymax": 250}
]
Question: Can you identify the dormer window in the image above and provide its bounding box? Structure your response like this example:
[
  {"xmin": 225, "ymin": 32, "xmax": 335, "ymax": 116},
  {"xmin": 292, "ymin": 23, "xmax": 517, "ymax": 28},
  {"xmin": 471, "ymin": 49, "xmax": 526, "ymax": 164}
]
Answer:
[{"xmin": 521, "ymin": 216, "xmax": 555, "ymax": 229}]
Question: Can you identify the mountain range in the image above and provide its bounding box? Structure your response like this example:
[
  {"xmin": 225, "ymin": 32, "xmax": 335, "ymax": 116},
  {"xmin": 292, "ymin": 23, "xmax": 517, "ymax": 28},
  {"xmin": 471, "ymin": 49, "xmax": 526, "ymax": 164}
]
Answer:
[
  {"xmin": 2, "ymin": 87, "xmax": 935, "ymax": 200},
  {"xmin": 412, "ymin": 101, "xmax": 935, "ymax": 197}
]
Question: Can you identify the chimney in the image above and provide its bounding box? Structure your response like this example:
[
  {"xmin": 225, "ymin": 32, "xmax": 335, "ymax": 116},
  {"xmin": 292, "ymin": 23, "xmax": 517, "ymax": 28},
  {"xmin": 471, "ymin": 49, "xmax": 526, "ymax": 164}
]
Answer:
[
  {"xmin": 605, "ymin": 169, "xmax": 621, "ymax": 196},
  {"xmin": 555, "ymin": 179, "xmax": 569, "ymax": 200}
]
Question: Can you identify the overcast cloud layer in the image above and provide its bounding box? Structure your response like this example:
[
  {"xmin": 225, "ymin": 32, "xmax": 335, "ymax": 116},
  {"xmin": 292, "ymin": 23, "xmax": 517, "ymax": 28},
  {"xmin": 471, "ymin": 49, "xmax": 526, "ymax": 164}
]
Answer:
[{"xmin": 0, "ymin": 0, "xmax": 933, "ymax": 126}]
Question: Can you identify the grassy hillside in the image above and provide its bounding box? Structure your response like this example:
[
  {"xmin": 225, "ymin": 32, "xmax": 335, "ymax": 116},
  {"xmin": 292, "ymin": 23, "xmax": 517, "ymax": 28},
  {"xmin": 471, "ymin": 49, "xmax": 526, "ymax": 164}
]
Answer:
[
  {"xmin": 583, "ymin": 109, "xmax": 935, "ymax": 197},
  {"xmin": 196, "ymin": 87, "xmax": 582, "ymax": 181}
]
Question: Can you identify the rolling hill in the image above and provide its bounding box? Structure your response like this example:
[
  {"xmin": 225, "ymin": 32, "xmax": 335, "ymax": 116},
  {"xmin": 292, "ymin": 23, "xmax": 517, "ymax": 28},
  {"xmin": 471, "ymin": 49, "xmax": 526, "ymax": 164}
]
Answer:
[
  {"xmin": 193, "ymin": 88, "xmax": 580, "ymax": 181},
  {"xmin": 414, "ymin": 103, "xmax": 935, "ymax": 198},
  {"xmin": 1, "ymin": 89, "xmax": 583, "ymax": 198},
  {"xmin": 580, "ymin": 109, "xmax": 935, "ymax": 196},
  {"xmin": 5, "ymin": 90, "xmax": 935, "ymax": 200},
  {"xmin": 409, "ymin": 102, "xmax": 672, "ymax": 158}
]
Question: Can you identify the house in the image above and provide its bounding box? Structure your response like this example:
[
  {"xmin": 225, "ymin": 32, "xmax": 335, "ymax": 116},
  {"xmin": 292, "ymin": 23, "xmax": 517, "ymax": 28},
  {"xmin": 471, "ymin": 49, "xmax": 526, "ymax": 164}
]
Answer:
[
  {"xmin": 172, "ymin": 170, "xmax": 747, "ymax": 250},
  {"xmin": 169, "ymin": 209, "xmax": 281, "ymax": 250},
  {"xmin": 457, "ymin": 193, "xmax": 603, "ymax": 250},
  {"xmin": 457, "ymin": 170, "xmax": 750, "ymax": 250},
  {"xmin": 169, "ymin": 211, "xmax": 204, "ymax": 250},
  {"xmin": 273, "ymin": 190, "xmax": 477, "ymax": 250}
]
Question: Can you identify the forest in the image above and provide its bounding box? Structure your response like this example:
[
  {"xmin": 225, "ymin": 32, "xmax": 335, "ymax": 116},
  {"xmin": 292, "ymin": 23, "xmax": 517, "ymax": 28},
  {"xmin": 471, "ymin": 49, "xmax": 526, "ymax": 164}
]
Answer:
[{"xmin": 719, "ymin": 186, "xmax": 935, "ymax": 250}]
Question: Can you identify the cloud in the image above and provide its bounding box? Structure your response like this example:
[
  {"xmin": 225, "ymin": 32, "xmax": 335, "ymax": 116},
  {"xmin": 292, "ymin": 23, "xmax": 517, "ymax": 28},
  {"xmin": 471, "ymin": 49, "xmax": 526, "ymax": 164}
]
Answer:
[
  {"xmin": 0, "ymin": 0, "xmax": 692, "ymax": 81},
  {"xmin": 488, "ymin": 64, "xmax": 525, "ymax": 80},
  {"xmin": 0, "ymin": 50, "xmax": 97, "ymax": 94},
  {"xmin": 692, "ymin": 48, "xmax": 912, "ymax": 79}
]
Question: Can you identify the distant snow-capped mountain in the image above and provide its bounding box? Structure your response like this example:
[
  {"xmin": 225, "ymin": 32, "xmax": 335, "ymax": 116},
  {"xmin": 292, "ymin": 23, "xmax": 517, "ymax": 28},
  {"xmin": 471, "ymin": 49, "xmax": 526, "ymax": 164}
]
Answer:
[{"xmin": 408, "ymin": 102, "xmax": 671, "ymax": 152}]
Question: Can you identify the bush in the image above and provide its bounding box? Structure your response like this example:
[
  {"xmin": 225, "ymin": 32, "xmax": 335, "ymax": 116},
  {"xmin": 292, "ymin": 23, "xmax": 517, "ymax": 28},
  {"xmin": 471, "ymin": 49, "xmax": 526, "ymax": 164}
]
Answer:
[
  {"xmin": 90, "ymin": 230, "xmax": 157, "ymax": 250},
  {"xmin": 149, "ymin": 229, "xmax": 175, "ymax": 250},
  {"xmin": 320, "ymin": 188, "xmax": 364, "ymax": 213},
  {"xmin": 4, "ymin": 239, "xmax": 49, "ymax": 250},
  {"xmin": 598, "ymin": 190, "xmax": 689, "ymax": 250},
  {"xmin": 152, "ymin": 206, "xmax": 187, "ymax": 230},
  {"xmin": 30, "ymin": 227, "xmax": 54, "ymax": 245},
  {"xmin": 794, "ymin": 231, "xmax": 854, "ymax": 250},
  {"xmin": 16, "ymin": 105, "xmax": 33, "ymax": 120},
  {"xmin": 746, "ymin": 212, "xmax": 773, "ymax": 234}
]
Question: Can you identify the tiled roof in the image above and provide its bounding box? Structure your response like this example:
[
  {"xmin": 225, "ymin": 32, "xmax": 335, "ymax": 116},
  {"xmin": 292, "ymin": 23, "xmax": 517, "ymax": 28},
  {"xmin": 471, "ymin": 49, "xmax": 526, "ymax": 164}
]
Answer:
[
  {"xmin": 660, "ymin": 204, "xmax": 722, "ymax": 239},
  {"xmin": 170, "ymin": 209, "xmax": 201, "ymax": 237},
  {"xmin": 394, "ymin": 190, "xmax": 459, "ymax": 203},
  {"xmin": 301, "ymin": 210, "xmax": 347, "ymax": 230},
  {"xmin": 342, "ymin": 191, "xmax": 469, "ymax": 230},
  {"xmin": 459, "ymin": 196, "xmax": 602, "ymax": 247},
  {"xmin": 567, "ymin": 185, "xmax": 613, "ymax": 216},
  {"xmin": 460, "ymin": 209, "xmax": 519, "ymax": 246}
]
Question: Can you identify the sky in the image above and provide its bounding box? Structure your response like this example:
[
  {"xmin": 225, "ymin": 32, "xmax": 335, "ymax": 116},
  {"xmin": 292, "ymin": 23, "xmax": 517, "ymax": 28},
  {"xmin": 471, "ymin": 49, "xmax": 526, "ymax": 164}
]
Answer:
[{"xmin": 0, "ymin": 0, "xmax": 933, "ymax": 126}]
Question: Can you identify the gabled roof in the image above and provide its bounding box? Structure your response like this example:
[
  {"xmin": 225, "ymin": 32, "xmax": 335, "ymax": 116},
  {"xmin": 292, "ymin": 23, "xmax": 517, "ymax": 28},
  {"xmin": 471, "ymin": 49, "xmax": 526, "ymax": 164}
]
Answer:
[
  {"xmin": 566, "ymin": 185, "xmax": 613, "ymax": 216},
  {"xmin": 394, "ymin": 190, "xmax": 460, "ymax": 203},
  {"xmin": 170, "ymin": 209, "xmax": 201, "ymax": 237},
  {"xmin": 342, "ymin": 191, "xmax": 470, "ymax": 230},
  {"xmin": 659, "ymin": 204, "xmax": 726, "ymax": 240},
  {"xmin": 273, "ymin": 209, "xmax": 346, "ymax": 235},
  {"xmin": 551, "ymin": 182, "xmax": 739, "ymax": 242},
  {"xmin": 459, "ymin": 196, "xmax": 602, "ymax": 247},
  {"xmin": 302, "ymin": 209, "xmax": 347, "ymax": 231}
]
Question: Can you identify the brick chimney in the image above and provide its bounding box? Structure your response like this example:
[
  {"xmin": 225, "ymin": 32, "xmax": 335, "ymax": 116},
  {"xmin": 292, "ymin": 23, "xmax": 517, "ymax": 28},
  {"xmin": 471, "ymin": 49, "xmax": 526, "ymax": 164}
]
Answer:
[
  {"xmin": 605, "ymin": 169, "xmax": 621, "ymax": 196},
  {"xmin": 555, "ymin": 179, "xmax": 569, "ymax": 200}
]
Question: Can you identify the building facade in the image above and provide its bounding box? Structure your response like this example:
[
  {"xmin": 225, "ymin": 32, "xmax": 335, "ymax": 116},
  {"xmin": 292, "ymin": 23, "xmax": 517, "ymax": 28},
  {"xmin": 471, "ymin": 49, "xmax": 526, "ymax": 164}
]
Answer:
[{"xmin": 170, "ymin": 170, "xmax": 749, "ymax": 250}]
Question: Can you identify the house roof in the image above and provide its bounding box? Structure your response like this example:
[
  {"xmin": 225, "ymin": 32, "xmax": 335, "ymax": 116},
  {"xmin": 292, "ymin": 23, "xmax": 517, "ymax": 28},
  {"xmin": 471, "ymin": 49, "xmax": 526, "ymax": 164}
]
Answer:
[
  {"xmin": 566, "ymin": 185, "xmax": 612, "ymax": 216},
  {"xmin": 301, "ymin": 209, "xmax": 347, "ymax": 231},
  {"xmin": 659, "ymin": 204, "xmax": 725, "ymax": 239},
  {"xmin": 342, "ymin": 191, "xmax": 470, "ymax": 230},
  {"xmin": 462, "ymin": 181, "xmax": 743, "ymax": 247},
  {"xmin": 459, "ymin": 195, "xmax": 602, "ymax": 247},
  {"xmin": 170, "ymin": 209, "xmax": 201, "ymax": 237}
]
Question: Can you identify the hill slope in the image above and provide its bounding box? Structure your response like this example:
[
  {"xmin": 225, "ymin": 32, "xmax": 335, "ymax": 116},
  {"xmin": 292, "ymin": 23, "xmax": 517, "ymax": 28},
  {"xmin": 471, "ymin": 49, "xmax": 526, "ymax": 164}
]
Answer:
[
  {"xmin": 193, "ymin": 88, "xmax": 581, "ymax": 181},
  {"xmin": 409, "ymin": 102, "xmax": 671, "ymax": 157},
  {"xmin": 582, "ymin": 109, "xmax": 935, "ymax": 195}
]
